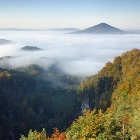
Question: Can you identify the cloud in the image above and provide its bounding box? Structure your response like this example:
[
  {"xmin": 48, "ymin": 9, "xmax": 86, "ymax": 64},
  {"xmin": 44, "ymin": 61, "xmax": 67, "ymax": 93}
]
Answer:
[{"xmin": 0, "ymin": 31, "xmax": 140, "ymax": 77}]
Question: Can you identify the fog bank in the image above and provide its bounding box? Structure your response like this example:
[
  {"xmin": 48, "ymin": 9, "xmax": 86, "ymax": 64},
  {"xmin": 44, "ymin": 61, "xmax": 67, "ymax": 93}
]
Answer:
[{"xmin": 0, "ymin": 31, "xmax": 140, "ymax": 77}]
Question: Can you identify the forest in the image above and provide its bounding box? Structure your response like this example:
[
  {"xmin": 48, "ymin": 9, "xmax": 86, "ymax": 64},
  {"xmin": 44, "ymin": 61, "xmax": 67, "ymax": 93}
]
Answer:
[
  {"xmin": 0, "ymin": 64, "xmax": 81, "ymax": 139},
  {"xmin": 1, "ymin": 48, "xmax": 140, "ymax": 139}
]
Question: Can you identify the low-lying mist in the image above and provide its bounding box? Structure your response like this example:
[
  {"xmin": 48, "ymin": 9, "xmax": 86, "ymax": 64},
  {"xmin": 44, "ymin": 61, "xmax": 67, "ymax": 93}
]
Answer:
[{"xmin": 0, "ymin": 31, "xmax": 140, "ymax": 77}]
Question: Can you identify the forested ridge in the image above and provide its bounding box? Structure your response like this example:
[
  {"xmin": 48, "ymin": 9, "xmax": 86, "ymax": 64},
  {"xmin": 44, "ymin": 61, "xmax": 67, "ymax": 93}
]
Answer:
[
  {"xmin": 0, "ymin": 64, "xmax": 81, "ymax": 139},
  {"xmin": 1, "ymin": 49, "xmax": 140, "ymax": 139},
  {"xmin": 66, "ymin": 48, "xmax": 140, "ymax": 140}
]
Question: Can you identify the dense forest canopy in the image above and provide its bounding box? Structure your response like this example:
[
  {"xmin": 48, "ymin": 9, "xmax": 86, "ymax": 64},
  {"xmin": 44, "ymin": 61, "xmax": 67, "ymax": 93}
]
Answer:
[
  {"xmin": 1, "ymin": 49, "xmax": 140, "ymax": 139},
  {"xmin": 66, "ymin": 48, "xmax": 140, "ymax": 140},
  {"xmin": 0, "ymin": 64, "xmax": 81, "ymax": 139}
]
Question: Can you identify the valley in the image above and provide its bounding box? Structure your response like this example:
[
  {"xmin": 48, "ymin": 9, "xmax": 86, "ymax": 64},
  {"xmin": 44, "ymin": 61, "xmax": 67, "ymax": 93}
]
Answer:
[{"xmin": 0, "ymin": 29, "xmax": 140, "ymax": 139}]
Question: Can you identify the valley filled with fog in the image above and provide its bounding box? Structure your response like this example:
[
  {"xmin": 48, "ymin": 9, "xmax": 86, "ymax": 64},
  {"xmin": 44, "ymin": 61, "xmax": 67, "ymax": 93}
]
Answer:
[
  {"xmin": 1, "ymin": 31, "xmax": 140, "ymax": 140},
  {"xmin": 0, "ymin": 31, "xmax": 140, "ymax": 77}
]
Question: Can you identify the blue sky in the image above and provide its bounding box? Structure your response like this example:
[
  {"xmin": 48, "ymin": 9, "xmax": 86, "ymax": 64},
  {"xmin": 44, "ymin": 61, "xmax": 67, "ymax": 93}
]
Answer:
[{"xmin": 0, "ymin": 0, "xmax": 140, "ymax": 30}]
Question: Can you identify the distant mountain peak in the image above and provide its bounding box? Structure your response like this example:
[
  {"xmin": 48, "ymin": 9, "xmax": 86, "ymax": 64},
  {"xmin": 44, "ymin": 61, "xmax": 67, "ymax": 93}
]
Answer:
[{"xmin": 70, "ymin": 23, "xmax": 127, "ymax": 34}]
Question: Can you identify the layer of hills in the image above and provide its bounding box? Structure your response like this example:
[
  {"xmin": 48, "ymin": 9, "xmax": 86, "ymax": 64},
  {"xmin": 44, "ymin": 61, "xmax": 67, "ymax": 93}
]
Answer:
[
  {"xmin": 46, "ymin": 28, "xmax": 79, "ymax": 31},
  {"xmin": 71, "ymin": 23, "xmax": 127, "ymax": 34},
  {"xmin": 1, "ymin": 23, "xmax": 140, "ymax": 34},
  {"xmin": 0, "ymin": 28, "xmax": 79, "ymax": 32},
  {"xmin": 1, "ymin": 23, "xmax": 138, "ymax": 34}
]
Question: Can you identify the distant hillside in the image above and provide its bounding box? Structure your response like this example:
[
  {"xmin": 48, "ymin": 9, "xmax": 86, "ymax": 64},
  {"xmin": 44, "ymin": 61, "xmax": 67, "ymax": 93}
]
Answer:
[
  {"xmin": 0, "ymin": 28, "xmax": 44, "ymax": 31},
  {"xmin": 0, "ymin": 39, "xmax": 13, "ymax": 45},
  {"xmin": 0, "ymin": 56, "xmax": 13, "ymax": 60},
  {"xmin": 71, "ymin": 23, "xmax": 127, "ymax": 34},
  {"xmin": 0, "ymin": 28, "xmax": 80, "ymax": 32},
  {"xmin": 46, "ymin": 28, "xmax": 79, "ymax": 32},
  {"xmin": 21, "ymin": 46, "xmax": 43, "ymax": 51},
  {"xmin": 0, "ymin": 28, "xmax": 26, "ymax": 31},
  {"xmin": 126, "ymin": 30, "xmax": 140, "ymax": 34}
]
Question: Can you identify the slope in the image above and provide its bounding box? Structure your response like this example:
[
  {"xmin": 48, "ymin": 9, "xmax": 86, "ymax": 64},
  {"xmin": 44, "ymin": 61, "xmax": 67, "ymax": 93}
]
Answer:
[{"xmin": 66, "ymin": 48, "xmax": 140, "ymax": 139}]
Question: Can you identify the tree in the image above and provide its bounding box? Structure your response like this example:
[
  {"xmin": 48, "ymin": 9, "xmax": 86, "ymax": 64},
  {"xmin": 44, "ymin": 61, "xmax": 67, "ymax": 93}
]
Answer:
[{"xmin": 20, "ymin": 128, "xmax": 46, "ymax": 140}]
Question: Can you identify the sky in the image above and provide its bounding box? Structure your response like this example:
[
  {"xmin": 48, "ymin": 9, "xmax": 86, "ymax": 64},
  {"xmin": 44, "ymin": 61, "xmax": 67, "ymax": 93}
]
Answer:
[{"xmin": 0, "ymin": 0, "xmax": 140, "ymax": 30}]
